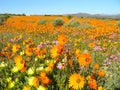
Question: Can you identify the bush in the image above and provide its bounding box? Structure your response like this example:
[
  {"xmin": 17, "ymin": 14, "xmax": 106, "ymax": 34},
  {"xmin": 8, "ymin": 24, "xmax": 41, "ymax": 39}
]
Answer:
[
  {"xmin": 0, "ymin": 14, "xmax": 10, "ymax": 25},
  {"xmin": 67, "ymin": 19, "xmax": 80, "ymax": 27},
  {"xmin": 38, "ymin": 19, "xmax": 49, "ymax": 25},
  {"xmin": 52, "ymin": 18, "xmax": 65, "ymax": 27},
  {"xmin": 67, "ymin": 15, "xmax": 73, "ymax": 20},
  {"xmin": 0, "ymin": 17, "xmax": 4, "ymax": 25}
]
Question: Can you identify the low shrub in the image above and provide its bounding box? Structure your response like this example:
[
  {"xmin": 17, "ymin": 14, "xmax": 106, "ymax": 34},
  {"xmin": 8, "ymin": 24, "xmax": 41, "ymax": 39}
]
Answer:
[{"xmin": 52, "ymin": 18, "xmax": 65, "ymax": 27}]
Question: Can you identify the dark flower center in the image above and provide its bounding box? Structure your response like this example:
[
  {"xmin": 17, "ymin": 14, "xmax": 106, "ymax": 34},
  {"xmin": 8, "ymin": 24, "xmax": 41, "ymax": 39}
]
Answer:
[
  {"xmin": 85, "ymin": 58, "xmax": 89, "ymax": 62},
  {"xmin": 76, "ymin": 79, "xmax": 81, "ymax": 83}
]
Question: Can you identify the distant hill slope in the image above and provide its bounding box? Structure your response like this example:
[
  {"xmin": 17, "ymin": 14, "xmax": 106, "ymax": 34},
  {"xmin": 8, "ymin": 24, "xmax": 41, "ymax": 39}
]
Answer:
[{"xmin": 66, "ymin": 13, "xmax": 120, "ymax": 18}]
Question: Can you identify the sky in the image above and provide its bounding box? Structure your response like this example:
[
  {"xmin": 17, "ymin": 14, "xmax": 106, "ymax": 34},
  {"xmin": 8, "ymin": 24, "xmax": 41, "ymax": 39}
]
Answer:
[{"xmin": 0, "ymin": 0, "xmax": 120, "ymax": 15}]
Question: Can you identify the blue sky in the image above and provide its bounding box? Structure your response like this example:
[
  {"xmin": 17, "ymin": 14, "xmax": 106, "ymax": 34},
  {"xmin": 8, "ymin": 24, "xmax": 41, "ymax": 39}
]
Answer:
[{"xmin": 0, "ymin": 0, "xmax": 120, "ymax": 15}]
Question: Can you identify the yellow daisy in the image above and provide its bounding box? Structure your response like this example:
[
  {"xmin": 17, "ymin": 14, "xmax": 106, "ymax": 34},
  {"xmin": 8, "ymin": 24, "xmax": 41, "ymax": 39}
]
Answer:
[{"xmin": 69, "ymin": 73, "xmax": 84, "ymax": 90}]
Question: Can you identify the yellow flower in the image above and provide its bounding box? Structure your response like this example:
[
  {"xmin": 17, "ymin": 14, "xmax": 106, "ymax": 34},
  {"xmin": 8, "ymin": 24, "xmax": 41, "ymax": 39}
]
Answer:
[
  {"xmin": 75, "ymin": 49, "xmax": 81, "ymax": 58},
  {"xmin": 98, "ymin": 86, "xmax": 103, "ymax": 90},
  {"xmin": 22, "ymin": 86, "xmax": 31, "ymax": 90},
  {"xmin": 28, "ymin": 77, "xmax": 39, "ymax": 87},
  {"xmin": 12, "ymin": 44, "xmax": 20, "ymax": 53},
  {"xmin": 69, "ymin": 73, "xmax": 84, "ymax": 90},
  {"xmin": 50, "ymin": 45, "xmax": 59, "ymax": 58},
  {"xmin": 27, "ymin": 67, "xmax": 34, "ymax": 75},
  {"xmin": 37, "ymin": 85, "xmax": 46, "ymax": 90},
  {"xmin": 8, "ymin": 81, "xmax": 15, "ymax": 88},
  {"xmin": 89, "ymin": 42, "xmax": 95, "ymax": 48},
  {"xmin": 14, "ymin": 55, "xmax": 27, "ymax": 72},
  {"xmin": 6, "ymin": 77, "xmax": 12, "ymax": 83},
  {"xmin": 11, "ymin": 66, "xmax": 19, "ymax": 73}
]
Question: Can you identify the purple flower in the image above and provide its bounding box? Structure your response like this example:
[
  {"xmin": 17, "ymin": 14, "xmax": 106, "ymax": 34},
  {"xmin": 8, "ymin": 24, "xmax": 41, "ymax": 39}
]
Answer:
[
  {"xmin": 113, "ymin": 57, "xmax": 118, "ymax": 61},
  {"xmin": 65, "ymin": 44, "xmax": 70, "ymax": 47},
  {"xmin": 57, "ymin": 63, "xmax": 65, "ymax": 69},
  {"xmin": 57, "ymin": 63, "xmax": 62, "ymax": 69},
  {"xmin": 52, "ymin": 41, "xmax": 58, "ymax": 45},
  {"xmin": 94, "ymin": 46, "xmax": 102, "ymax": 51}
]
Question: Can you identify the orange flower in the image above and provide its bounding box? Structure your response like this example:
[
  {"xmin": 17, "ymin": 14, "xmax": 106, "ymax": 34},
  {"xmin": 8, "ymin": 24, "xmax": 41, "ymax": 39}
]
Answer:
[
  {"xmin": 33, "ymin": 77, "xmax": 39, "ymax": 87},
  {"xmin": 39, "ymin": 72, "xmax": 51, "ymax": 86},
  {"xmin": 46, "ymin": 62, "xmax": 54, "ymax": 72},
  {"xmin": 5, "ymin": 52, "xmax": 11, "ymax": 59},
  {"xmin": 78, "ymin": 53, "xmax": 92, "ymax": 67},
  {"xmin": 68, "ymin": 59, "xmax": 72, "ymax": 67},
  {"xmin": 0, "ymin": 52, "xmax": 5, "ymax": 57},
  {"xmin": 40, "ymin": 72, "xmax": 47, "ymax": 78},
  {"xmin": 87, "ymin": 76, "xmax": 97, "ymax": 90},
  {"xmin": 50, "ymin": 45, "xmax": 64, "ymax": 58},
  {"xmin": 25, "ymin": 47, "xmax": 33, "ymax": 56},
  {"xmin": 46, "ymin": 66, "xmax": 52, "ymax": 72},
  {"xmin": 35, "ymin": 48, "xmax": 46, "ymax": 59},
  {"xmin": 88, "ymin": 79, "xmax": 97, "ymax": 90},
  {"xmin": 98, "ymin": 70, "xmax": 105, "ymax": 77},
  {"xmin": 58, "ymin": 34, "xmax": 67, "ymax": 45},
  {"xmin": 48, "ymin": 62, "xmax": 54, "ymax": 68},
  {"xmin": 93, "ymin": 63, "xmax": 99, "ymax": 69},
  {"xmin": 41, "ymin": 76, "xmax": 51, "ymax": 86}
]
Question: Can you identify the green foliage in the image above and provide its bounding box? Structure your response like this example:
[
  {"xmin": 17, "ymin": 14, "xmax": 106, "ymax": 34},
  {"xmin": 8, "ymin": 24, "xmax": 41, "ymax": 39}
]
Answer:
[
  {"xmin": 0, "ymin": 16, "xmax": 5, "ymax": 25},
  {"xmin": 52, "ymin": 18, "xmax": 65, "ymax": 27},
  {"xmin": 67, "ymin": 15, "xmax": 73, "ymax": 20},
  {"xmin": 38, "ymin": 19, "xmax": 49, "ymax": 25},
  {"xmin": 0, "ymin": 14, "xmax": 11, "ymax": 25}
]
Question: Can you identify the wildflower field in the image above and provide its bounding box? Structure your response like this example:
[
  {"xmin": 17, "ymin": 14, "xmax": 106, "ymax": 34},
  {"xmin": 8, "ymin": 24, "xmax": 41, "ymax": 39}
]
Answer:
[{"xmin": 0, "ymin": 16, "xmax": 120, "ymax": 90}]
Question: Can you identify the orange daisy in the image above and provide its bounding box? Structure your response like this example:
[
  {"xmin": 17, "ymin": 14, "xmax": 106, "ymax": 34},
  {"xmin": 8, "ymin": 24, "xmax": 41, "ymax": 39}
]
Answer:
[
  {"xmin": 78, "ymin": 53, "xmax": 92, "ymax": 67},
  {"xmin": 58, "ymin": 34, "xmax": 67, "ymax": 45},
  {"xmin": 98, "ymin": 70, "xmax": 105, "ymax": 77}
]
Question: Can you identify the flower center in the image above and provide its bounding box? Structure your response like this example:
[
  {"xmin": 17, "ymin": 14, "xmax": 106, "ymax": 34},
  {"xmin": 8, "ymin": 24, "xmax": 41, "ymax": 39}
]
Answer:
[
  {"xmin": 85, "ymin": 58, "xmax": 89, "ymax": 62},
  {"xmin": 76, "ymin": 79, "xmax": 81, "ymax": 83}
]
